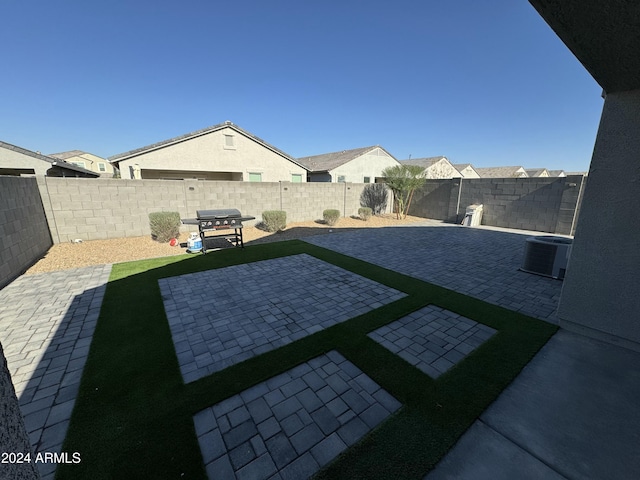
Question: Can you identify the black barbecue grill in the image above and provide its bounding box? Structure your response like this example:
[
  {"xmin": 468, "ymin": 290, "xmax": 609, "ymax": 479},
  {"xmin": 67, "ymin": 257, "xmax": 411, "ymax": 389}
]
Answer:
[{"xmin": 182, "ymin": 209, "xmax": 255, "ymax": 253}]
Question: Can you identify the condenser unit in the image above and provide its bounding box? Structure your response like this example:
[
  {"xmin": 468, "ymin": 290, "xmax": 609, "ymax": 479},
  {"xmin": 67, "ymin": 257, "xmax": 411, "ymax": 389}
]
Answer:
[{"xmin": 520, "ymin": 236, "xmax": 573, "ymax": 280}]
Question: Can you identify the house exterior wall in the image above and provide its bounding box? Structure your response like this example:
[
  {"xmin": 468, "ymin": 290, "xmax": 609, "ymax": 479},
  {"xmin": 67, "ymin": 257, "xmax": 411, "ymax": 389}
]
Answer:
[
  {"xmin": 0, "ymin": 147, "xmax": 51, "ymax": 175},
  {"xmin": 457, "ymin": 166, "xmax": 480, "ymax": 178},
  {"xmin": 424, "ymin": 159, "xmax": 463, "ymax": 179},
  {"xmin": 557, "ymin": 89, "xmax": 640, "ymax": 350},
  {"xmin": 328, "ymin": 148, "xmax": 400, "ymax": 183},
  {"xmin": 65, "ymin": 153, "xmax": 115, "ymax": 177},
  {"xmin": 117, "ymin": 127, "xmax": 306, "ymax": 182}
]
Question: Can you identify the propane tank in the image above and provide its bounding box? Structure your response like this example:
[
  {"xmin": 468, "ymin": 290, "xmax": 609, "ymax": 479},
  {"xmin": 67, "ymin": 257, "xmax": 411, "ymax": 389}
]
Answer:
[{"xmin": 186, "ymin": 233, "xmax": 202, "ymax": 253}]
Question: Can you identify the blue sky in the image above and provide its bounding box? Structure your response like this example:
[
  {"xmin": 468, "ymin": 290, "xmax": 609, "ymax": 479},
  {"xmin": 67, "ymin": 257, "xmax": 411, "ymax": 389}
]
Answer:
[{"xmin": 1, "ymin": 1, "xmax": 602, "ymax": 172}]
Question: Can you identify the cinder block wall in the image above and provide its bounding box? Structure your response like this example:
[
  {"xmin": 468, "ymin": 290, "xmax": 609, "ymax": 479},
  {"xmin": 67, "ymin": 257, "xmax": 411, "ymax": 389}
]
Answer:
[
  {"xmin": 0, "ymin": 176, "xmax": 52, "ymax": 289},
  {"xmin": 408, "ymin": 176, "xmax": 586, "ymax": 235},
  {"xmin": 37, "ymin": 178, "xmax": 373, "ymax": 244}
]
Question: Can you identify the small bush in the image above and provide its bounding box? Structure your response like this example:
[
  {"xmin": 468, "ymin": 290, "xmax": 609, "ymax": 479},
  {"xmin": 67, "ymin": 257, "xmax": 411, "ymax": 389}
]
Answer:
[
  {"xmin": 262, "ymin": 210, "xmax": 287, "ymax": 232},
  {"xmin": 358, "ymin": 207, "xmax": 372, "ymax": 221},
  {"xmin": 323, "ymin": 209, "xmax": 340, "ymax": 226},
  {"xmin": 360, "ymin": 183, "xmax": 388, "ymax": 215},
  {"xmin": 149, "ymin": 211, "xmax": 181, "ymax": 243}
]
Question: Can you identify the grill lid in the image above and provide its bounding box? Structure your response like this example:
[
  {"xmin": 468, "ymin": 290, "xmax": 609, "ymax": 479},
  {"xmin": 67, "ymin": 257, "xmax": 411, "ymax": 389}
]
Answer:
[{"xmin": 196, "ymin": 209, "xmax": 242, "ymax": 219}]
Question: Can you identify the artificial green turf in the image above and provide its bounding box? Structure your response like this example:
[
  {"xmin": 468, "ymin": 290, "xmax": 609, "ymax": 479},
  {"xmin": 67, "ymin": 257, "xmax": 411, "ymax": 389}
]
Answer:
[{"xmin": 57, "ymin": 240, "xmax": 557, "ymax": 479}]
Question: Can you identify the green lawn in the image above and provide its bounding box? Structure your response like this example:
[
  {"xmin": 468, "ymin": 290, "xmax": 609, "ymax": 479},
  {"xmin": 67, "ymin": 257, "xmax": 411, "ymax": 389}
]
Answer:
[{"xmin": 57, "ymin": 240, "xmax": 557, "ymax": 479}]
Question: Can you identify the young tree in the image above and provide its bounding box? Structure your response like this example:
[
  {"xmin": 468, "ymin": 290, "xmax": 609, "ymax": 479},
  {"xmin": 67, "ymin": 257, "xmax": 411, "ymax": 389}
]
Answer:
[{"xmin": 381, "ymin": 164, "xmax": 427, "ymax": 219}]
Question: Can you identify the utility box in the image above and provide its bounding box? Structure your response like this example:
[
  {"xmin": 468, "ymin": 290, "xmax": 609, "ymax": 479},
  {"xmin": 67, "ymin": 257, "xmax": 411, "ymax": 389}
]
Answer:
[{"xmin": 462, "ymin": 204, "xmax": 483, "ymax": 226}]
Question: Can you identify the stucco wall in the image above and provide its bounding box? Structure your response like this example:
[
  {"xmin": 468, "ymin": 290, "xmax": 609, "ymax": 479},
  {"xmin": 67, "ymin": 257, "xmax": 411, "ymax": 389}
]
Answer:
[
  {"xmin": 117, "ymin": 127, "xmax": 306, "ymax": 182},
  {"xmin": 0, "ymin": 147, "xmax": 51, "ymax": 176},
  {"xmin": 328, "ymin": 148, "xmax": 400, "ymax": 183},
  {"xmin": 557, "ymin": 89, "xmax": 640, "ymax": 350},
  {"xmin": 0, "ymin": 176, "xmax": 52, "ymax": 290}
]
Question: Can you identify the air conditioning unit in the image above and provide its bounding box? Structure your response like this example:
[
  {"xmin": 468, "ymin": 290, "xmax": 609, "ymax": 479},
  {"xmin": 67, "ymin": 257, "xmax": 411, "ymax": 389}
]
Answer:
[{"xmin": 520, "ymin": 236, "xmax": 573, "ymax": 280}]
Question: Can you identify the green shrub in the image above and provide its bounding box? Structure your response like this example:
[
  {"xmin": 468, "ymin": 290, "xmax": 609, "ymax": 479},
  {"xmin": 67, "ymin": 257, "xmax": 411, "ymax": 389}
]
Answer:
[
  {"xmin": 262, "ymin": 210, "xmax": 287, "ymax": 232},
  {"xmin": 323, "ymin": 209, "xmax": 341, "ymax": 226},
  {"xmin": 358, "ymin": 207, "xmax": 372, "ymax": 221},
  {"xmin": 148, "ymin": 211, "xmax": 181, "ymax": 243},
  {"xmin": 360, "ymin": 183, "xmax": 388, "ymax": 215}
]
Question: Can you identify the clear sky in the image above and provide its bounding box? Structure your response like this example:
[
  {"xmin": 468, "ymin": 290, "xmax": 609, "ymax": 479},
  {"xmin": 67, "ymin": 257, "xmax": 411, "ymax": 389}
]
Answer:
[{"xmin": 1, "ymin": 0, "xmax": 603, "ymax": 172}]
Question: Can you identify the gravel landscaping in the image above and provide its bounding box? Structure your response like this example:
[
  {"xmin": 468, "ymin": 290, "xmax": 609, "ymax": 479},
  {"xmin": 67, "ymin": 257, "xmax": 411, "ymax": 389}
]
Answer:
[{"xmin": 25, "ymin": 215, "xmax": 426, "ymax": 274}]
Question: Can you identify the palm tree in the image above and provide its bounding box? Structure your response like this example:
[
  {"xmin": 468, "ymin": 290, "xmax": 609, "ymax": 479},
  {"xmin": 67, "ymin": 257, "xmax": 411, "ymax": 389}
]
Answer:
[{"xmin": 381, "ymin": 165, "xmax": 426, "ymax": 219}]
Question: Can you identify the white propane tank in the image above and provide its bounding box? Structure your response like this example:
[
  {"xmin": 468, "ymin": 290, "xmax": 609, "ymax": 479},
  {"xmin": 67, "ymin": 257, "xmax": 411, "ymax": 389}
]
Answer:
[{"xmin": 187, "ymin": 233, "xmax": 202, "ymax": 253}]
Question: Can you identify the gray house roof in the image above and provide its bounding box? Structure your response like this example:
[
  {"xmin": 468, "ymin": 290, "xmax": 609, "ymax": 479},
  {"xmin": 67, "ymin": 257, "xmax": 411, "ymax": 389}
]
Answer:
[
  {"xmin": 548, "ymin": 169, "xmax": 566, "ymax": 177},
  {"xmin": 400, "ymin": 156, "xmax": 446, "ymax": 168},
  {"xmin": 0, "ymin": 141, "xmax": 99, "ymax": 177},
  {"xmin": 297, "ymin": 145, "xmax": 395, "ymax": 173},
  {"xmin": 525, "ymin": 168, "xmax": 549, "ymax": 177},
  {"xmin": 48, "ymin": 150, "xmax": 93, "ymax": 161},
  {"xmin": 475, "ymin": 166, "xmax": 528, "ymax": 178},
  {"xmin": 109, "ymin": 121, "xmax": 305, "ymax": 169}
]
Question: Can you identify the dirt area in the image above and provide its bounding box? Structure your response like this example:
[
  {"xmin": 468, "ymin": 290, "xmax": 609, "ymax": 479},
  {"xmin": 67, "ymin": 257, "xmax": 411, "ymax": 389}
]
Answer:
[{"xmin": 25, "ymin": 214, "xmax": 427, "ymax": 274}]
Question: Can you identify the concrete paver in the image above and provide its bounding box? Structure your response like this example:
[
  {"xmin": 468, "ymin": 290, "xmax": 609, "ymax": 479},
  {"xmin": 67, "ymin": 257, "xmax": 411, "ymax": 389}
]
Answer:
[
  {"xmin": 193, "ymin": 351, "xmax": 401, "ymax": 480},
  {"xmin": 368, "ymin": 305, "xmax": 497, "ymax": 378},
  {"xmin": 0, "ymin": 264, "xmax": 111, "ymax": 480},
  {"xmin": 1, "ymin": 223, "xmax": 637, "ymax": 480},
  {"xmin": 159, "ymin": 254, "xmax": 406, "ymax": 383},
  {"xmin": 305, "ymin": 223, "xmax": 562, "ymax": 322}
]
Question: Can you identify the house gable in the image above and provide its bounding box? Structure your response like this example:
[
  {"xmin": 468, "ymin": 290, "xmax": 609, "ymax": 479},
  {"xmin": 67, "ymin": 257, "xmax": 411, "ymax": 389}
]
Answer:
[{"xmin": 110, "ymin": 122, "xmax": 306, "ymax": 181}]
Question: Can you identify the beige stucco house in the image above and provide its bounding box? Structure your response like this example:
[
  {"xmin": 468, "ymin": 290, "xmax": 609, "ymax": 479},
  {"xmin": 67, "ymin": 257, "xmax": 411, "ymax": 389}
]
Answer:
[
  {"xmin": 297, "ymin": 146, "xmax": 401, "ymax": 183},
  {"xmin": 0, "ymin": 141, "xmax": 98, "ymax": 177},
  {"xmin": 110, "ymin": 121, "xmax": 307, "ymax": 182},
  {"xmin": 453, "ymin": 163, "xmax": 481, "ymax": 178},
  {"xmin": 475, "ymin": 166, "xmax": 529, "ymax": 178},
  {"xmin": 401, "ymin": 156, "xmax": 462, "ymax": 179},
  {"xmin": 49, "ymin": 150, "xmax": 115, "ymax": 177}
]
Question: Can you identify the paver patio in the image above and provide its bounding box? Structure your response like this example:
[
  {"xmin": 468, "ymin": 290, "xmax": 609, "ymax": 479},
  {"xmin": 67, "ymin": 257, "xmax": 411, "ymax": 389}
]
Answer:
[
  {"xmin": 159, "ymin": 253, "xmax": 406, "ymax": 383},
  {"xmin": 305, "ymin": 223, "xmax": 563, "ymax": 322},
  {"xmin": 0, "ymin": 265, "xmax": 111, "ymax": 480},
  {"xmin": 194, "ymin": 350, "xmax": 401, "ymax": 480},
  {"xmin": 1, "ymin": 223, "xmax": 637, "ymax": 480}
]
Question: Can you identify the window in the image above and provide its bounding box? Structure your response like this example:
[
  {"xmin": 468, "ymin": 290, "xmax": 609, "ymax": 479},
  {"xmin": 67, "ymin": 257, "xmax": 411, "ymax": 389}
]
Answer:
[
  {"xmin": 71, "ymin": 161, "xmax": 86, "ymax": 168},
  {"xmin": 249, "ymin": 172, "xmax": 262, "ymax": 182},
  {"xmin": 291, "ymin": 174, "xmax": 302, "ymax": 183},
  {"xmin": 224, "ymin": 134, "xmax": 236, "ymax": 149},
  {"xmin": 363, "ymin": 176, "xmax": 370, "ymax": 183},
  {"xmin": 337, "ymin": 175, "xmax": 346, "ymax": 183},
  {"xmin": 98, "ymin": 163, "xmax": 106, "ymax": 172}
]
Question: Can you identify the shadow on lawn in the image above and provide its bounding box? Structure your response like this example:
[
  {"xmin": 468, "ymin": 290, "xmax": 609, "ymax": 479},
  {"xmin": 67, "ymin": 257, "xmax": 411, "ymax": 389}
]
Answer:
[{"xmin": 17, "ymin": 229, "xmax": 559, "ymax": 479}]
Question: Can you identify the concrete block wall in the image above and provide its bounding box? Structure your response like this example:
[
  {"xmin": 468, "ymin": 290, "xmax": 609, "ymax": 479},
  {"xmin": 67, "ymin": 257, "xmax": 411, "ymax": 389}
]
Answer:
[
  {"xmin": 36, "ymin": 178, "xmax": 373, "ymax": 243},
  {"xmin": 408, "ymin": 176, "xmax": 586, "ymax": 235},
  {"xmin": 0, "ymin": 176, "xmax": 52, "ymax": 289}
]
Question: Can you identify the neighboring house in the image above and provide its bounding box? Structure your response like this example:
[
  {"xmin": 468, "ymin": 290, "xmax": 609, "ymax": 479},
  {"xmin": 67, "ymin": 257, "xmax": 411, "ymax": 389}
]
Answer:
[
  {"xmin": 297, "ymin": 146, "xmax": 400, "ymax": 183},
  {"xmin": 109, "ymin": 121, "xmax": 307, "ymax": 182},
  {"xmin": 453, "ymin": 163, "xmax": 481, "ymax": 178},
  {"xmin": 475, "ymin": 166, "xmax": 529, "ymax": 178},
  {"xmin": 525, "ymin": 168, "xmax": 550, "ymax": 177},
  {"xmin": 400, "ymin": 156, "xmax": 462, "ymax": 179},
  {"xmin": 0, "ymin": 141, "xmax": 99, "ymax": 177},
  {"xmin": 49, "ymin": 150, "xmax": 115, "ymax": 177},
  {"xmin": 548, "ymin": 170, "xmax": 567, "ymax": 177}
]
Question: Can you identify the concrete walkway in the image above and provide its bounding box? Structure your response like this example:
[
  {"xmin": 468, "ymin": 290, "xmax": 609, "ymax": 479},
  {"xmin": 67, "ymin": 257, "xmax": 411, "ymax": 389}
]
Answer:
[{"xmin": 1, "ymin": 222, "xmax": 638, "ymax": 479}]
